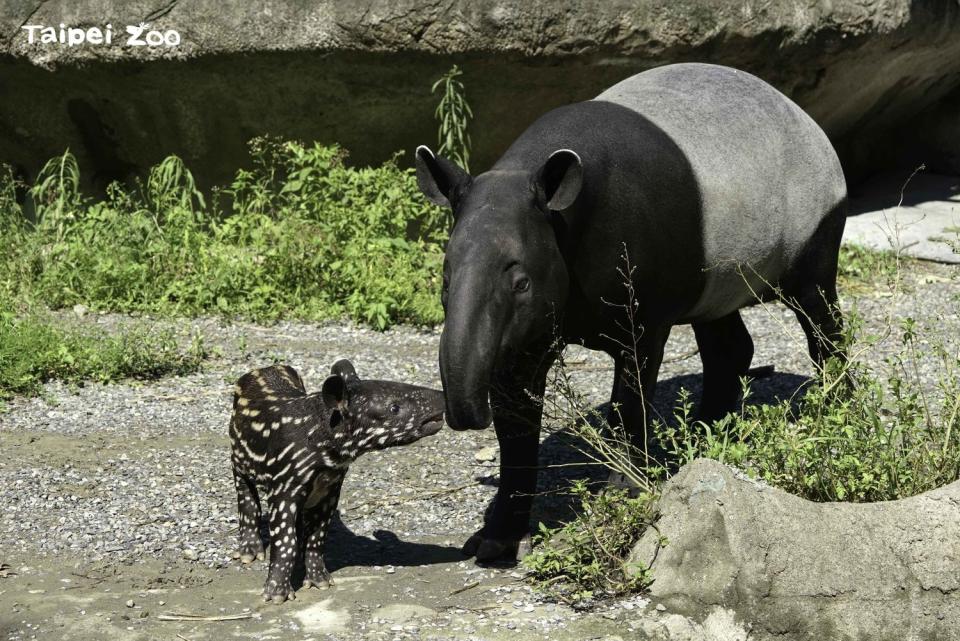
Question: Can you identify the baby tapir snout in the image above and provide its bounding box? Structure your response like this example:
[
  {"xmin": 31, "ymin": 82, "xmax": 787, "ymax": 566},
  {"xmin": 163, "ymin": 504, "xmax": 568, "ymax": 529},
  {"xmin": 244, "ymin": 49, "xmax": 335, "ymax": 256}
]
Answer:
[{"xmin": 327, "ymin": 359, "xmax": 446, "ymax": 452}]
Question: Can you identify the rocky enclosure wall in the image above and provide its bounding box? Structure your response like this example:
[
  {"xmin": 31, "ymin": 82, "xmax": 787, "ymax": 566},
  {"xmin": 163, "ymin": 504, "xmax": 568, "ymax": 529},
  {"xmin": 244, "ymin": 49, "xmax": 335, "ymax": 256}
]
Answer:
[
  {"xmin": 630, "ymin": 458, "xmax": 960, "ymax": 641},
  {"xmin": 2, "ymin": 0, "xmax": 959, "ymax": 190}
]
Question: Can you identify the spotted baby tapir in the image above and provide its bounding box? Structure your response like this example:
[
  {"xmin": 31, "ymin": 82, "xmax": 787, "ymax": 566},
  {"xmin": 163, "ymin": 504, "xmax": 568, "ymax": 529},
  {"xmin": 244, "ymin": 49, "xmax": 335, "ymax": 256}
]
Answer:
[{"xmin": 229, "ymin": 360, "xmax": 445, "ymax": 603}]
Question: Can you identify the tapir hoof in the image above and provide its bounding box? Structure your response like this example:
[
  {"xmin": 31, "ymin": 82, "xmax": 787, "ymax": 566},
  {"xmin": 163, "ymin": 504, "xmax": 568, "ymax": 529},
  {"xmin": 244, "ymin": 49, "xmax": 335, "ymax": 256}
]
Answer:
[
  {"xmin": 263, "ymin": 593, "xmax": 291, "ymax": 604},
  {"xmin": 461, "ymin": 531, "xmax": 484, "ymax": 557},
  {"xmin": 262, "ymin": 589, "xmax": 294, "ymax": 604},
  {"xmin": 302, "ymin": 577, "xmax": 333, "ymax": 590},
  {"xmin": 463, "ymin": 531, "xmax": 532, "ymax": 565},
  {"xmin": 237, "ymin": 544, "xmax": 265, "ymax": 564}
]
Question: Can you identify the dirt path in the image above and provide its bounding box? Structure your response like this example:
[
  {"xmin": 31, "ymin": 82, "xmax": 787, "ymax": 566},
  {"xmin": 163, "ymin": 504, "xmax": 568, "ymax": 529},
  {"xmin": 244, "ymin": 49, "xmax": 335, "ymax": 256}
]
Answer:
[{"xmin": 1, "ymin": 261, "xmax": 957, "ymax": 640}]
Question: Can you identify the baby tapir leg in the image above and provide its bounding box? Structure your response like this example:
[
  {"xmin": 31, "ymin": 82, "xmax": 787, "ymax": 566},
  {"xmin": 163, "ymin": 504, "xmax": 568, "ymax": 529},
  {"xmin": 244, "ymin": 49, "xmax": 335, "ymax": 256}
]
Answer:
[
  {"xmin": 301, "ymin": 474, "xmax": 345, "ymax": 589},
  {"xmin": 262, "ymin": 488, "xmax": 309, "ymax": 603},
  {"xmin": 233, "ymin": 467, "xmax": 264, "ymax": 563}
]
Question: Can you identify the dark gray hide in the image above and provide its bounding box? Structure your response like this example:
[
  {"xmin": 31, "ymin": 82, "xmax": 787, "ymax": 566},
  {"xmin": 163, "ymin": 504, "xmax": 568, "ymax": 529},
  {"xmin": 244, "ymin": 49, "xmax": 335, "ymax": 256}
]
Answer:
[{"xmin": 415, "ymin": 63, "xmax": 847, "ymax": 563}]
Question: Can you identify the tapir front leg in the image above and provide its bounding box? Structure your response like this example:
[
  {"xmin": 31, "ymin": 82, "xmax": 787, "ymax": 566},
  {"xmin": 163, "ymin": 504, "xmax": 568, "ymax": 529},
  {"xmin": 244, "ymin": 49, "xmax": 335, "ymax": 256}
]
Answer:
[
  {"xmin": 263, "ymin": 489, "xmax": 306, "ymax": 603},
  {"xmin": 301, "ymin": 474, "xmax": 345, "ymax": 589},
  {"xmin": 463, "ymin": 361, "xmax": 550, "ymax": 564}
]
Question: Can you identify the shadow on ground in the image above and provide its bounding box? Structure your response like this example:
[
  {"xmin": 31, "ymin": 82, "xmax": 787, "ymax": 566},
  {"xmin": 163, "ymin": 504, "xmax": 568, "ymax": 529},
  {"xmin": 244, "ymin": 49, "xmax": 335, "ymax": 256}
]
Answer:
[
  {"xmin": 251, "ymin": 514, "xmax": 466, "ymax": 587},
  {"xmin": 847, "ymin": 170, "xmax": 959, "ymax": 214},
  {"xmin": 324, "ymin": 520, "xmax": 464, "ymax": 572}
]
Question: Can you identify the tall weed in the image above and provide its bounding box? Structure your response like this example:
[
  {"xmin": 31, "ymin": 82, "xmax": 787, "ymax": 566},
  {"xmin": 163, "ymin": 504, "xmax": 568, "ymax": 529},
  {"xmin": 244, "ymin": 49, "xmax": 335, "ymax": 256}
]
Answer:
[{"xmin": 432, "ymin": 64, "xmax": 473, "ymax": 172}]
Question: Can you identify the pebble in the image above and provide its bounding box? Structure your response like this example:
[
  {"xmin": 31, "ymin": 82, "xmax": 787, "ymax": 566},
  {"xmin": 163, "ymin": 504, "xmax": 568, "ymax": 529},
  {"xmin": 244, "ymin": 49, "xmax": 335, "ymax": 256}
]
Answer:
[
  {"xmin": 125, "ymin": 600, "xmax": 134, "ymax": 608},
  {"xmin": 474, "ymin": 446, "xmax": 497, "ymax": 463}
]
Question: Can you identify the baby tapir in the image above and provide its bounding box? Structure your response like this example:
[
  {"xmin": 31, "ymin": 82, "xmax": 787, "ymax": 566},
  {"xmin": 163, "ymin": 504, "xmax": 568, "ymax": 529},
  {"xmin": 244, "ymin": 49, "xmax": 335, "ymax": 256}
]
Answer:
[{"xmin": 229, "ymin": 360, "xmax": 445, "ymax": 603}]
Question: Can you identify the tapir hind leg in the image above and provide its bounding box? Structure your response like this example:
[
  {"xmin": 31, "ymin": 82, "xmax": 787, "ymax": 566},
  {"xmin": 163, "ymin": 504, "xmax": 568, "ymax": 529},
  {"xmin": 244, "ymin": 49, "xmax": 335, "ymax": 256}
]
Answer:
[
  {"xmin": 783, "ymin": 206, "xmax": 846, "ymax": 369},
  {"xmin": 609, "ymin": 325, "xmax": 671, "ymax": 470},
  {"xmin": 692, "ymin": 311, "xmax": 754, "ymax": 423},
  {"xmin": 789, "ymin": 281, "xmax": 844, "ymax": 368}
]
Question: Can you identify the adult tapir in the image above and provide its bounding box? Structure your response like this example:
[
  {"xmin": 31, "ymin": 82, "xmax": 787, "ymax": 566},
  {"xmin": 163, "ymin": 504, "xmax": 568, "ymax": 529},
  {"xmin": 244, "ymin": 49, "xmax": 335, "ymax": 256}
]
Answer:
[{"xmin": 415, "ymin": 63, "xmax": 847, "ymax": 563}]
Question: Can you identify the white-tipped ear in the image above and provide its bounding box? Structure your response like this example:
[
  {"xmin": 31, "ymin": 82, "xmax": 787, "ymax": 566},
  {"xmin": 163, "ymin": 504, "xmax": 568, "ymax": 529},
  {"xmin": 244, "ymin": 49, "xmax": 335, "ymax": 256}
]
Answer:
[
  {"xmin": 534, "ymin": 149, "xmax": 583, "ymax": 211},
  {"xmin": 415, "ymin": 145, "xmax": 471, "ymax": 209}
]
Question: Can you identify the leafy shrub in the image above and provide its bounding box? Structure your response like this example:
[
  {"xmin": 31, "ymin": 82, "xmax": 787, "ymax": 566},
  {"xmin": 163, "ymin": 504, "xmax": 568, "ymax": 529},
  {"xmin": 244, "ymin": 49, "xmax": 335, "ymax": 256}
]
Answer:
[
  {"xmin": 0, "ymin": 139, "xmax": 447, "ymax": 329},
  {"xmin": 0, "ymin": 308, "xmax": 206, "ymax": 400},
  {"xmin": 523, "ymin": 481, "xmax": 656, "ymax": 604},
  {"xmin": 657, "ymin": 314, "xmax": 960, "ymax": 502}
]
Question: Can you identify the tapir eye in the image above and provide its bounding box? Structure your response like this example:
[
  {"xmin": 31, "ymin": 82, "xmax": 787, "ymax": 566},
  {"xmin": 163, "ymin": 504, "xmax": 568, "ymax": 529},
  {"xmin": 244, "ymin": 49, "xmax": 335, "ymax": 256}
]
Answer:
[
  {"xmin": 389, "ymin": 403, "xmax": 401, "ymax": 415},
  {"xmin": 513, "ymin": 277, "xmax": 531, "ymax": 293}
]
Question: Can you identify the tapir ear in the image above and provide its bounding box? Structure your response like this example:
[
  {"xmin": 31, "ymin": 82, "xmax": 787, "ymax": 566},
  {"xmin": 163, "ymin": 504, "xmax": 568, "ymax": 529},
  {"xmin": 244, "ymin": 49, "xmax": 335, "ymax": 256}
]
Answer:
[
  {"xmin": 415, "ymin": 145, "xmax": 471, "ymax": 209},
  {"xmin": 321, "ymin": 374, "xmax": 349, "ymax": 411},
  {"xmin": 534, "ymin": 149, "xmax": 583, "ymax": 212},
  {"xmin": 330, "ymin": 358, "xmax": 358, "ymax": 383}
]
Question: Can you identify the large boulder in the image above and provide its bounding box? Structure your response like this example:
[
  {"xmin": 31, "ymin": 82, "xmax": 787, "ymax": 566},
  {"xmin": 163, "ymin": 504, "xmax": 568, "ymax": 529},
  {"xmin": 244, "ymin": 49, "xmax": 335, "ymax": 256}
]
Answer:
[
  {"xmin": 630, "ymin": 458, "xmax": 960, "ymax": 641},
  {"xmin": 1, "ymin": 1, "xmax": 959, "ymax": 189}
]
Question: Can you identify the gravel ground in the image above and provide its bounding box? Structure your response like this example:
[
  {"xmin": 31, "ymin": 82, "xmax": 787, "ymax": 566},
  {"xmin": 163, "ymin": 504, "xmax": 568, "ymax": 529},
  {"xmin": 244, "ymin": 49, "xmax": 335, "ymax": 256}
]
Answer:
[{"xmin": 0, "ymin": 260, "xmax": 957, "ymax": 640}]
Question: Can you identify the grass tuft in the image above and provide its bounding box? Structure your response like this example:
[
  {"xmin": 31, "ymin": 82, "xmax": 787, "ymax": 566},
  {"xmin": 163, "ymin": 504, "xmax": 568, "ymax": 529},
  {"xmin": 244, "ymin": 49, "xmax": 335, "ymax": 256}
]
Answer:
[
  {"xmin": 837, "ymin": 243, "xmax": 906, "ymax": 294},
  {"xmin": 0, "ymin": 309, "xmax": 206, "ymax": 401}
]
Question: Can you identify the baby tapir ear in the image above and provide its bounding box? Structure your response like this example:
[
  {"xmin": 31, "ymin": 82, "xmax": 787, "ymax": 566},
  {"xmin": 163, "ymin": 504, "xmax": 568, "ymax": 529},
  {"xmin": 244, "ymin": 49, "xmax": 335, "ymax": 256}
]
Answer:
[
  {"xmin": 321, "ymin": 374, "xmax": 349, "ymax": 411},
  {"xmin": 533, "ymin": 148, "xmax": 583, "ymax": 212},
  {"xmin": 415, "ymin": 145, "xmax": 471, "ymax": 209},
  {"xmin": 330, "ymin": 358, "xmax": 359, "ymax": 383}
]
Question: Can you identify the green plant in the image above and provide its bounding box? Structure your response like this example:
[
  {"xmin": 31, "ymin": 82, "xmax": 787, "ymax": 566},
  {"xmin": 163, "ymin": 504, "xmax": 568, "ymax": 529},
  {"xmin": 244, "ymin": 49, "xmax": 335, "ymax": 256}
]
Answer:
[
  {"xmin": 523, "ymin": 480, "xmax": 657, "ymax": 604},
  {"xmin": 525, "ymin": 328, "xmax": 662, "ymax": 603},
  {"xmin": 432, "ymin": 64, "xmax": 473, "ymax": 172},
  {"xmin": 30, "ymin": 150, "xmax": 82, "ymax": 243},
  {"xmin": 655, "ymin": 318, "xmax": 960, "ymax": 502},
  {"xmin": 144, "ymin": 155, "xmax": 206, "ymax": 215},
  {"xmin": 647, "ymin": 246, "xmax": 960, "ymax": 503},
  {"xmin": 0, "ymin": 308, "xmax": 206, "ymax": 400},
  {"xmin": 837, "ymin": 243, "xmax": 904, "ymax": 294},
  {"xmin": 1, "ymin": 139, "xmax": 448, "ymax": 329}
]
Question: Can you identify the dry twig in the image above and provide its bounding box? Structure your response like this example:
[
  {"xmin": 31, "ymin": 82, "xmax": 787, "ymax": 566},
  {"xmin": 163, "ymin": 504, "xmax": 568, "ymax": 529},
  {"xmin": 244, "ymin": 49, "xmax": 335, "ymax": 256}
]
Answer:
[
  {"xmin": 158, "ymin": 612, "xmax": 256, "ymax": 622},
  {"xmin": 448, "ymin": 580, "xmax": 480, "ymax": 596}
]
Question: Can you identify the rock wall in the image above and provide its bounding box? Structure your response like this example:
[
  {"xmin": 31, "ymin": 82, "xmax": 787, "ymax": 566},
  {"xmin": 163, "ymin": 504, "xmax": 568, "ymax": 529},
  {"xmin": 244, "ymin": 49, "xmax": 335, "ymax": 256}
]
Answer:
[
  {"xmin": 1, "ymin": 1, "xmax": 959, "ymax": 190},
  {"xmin": 630, "ymin": 458, "xmax": 960, "ymax": 641}
]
